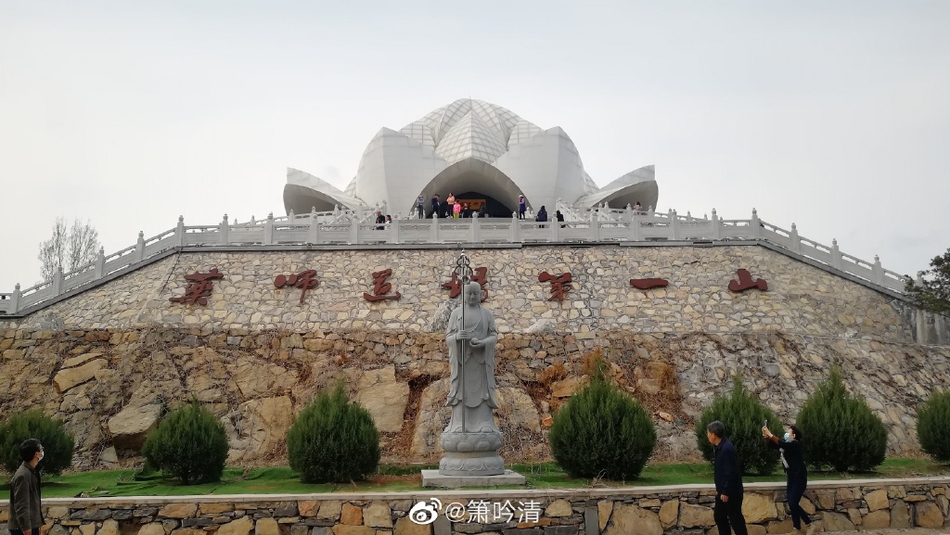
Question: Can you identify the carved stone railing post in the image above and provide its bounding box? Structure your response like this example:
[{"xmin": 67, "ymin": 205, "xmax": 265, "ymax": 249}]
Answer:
[
  {"xmin": 750, "ymin": 208, "xmax": 762, "ymax": 238},
  {"xmin": 510, "ymin": 212, "xmax": 521, "ymax": 242},
  {"xmin": 629, "ymin": 209, "xmax": 642, "ymax": 241},
  {"xmin": 53, "ymin": 268, "xmax": 64, "ymax": 296},
  {"xmin": 309, "ymin": 208, "xmax": 320, "ymax": 244},
  {"xmin": 789, "ymin": 223, "xmax": 801, "ymax": 254},
  {"xmin": 135, "ymin": 231, "xmax": 145, "ymax": 262},
  {"xmin": 264, "ymin": 213, "xmax": 275, "ymax": 245},
  {"xmin": 430, "ymin": 213, "xmax": 439, "ymax": 242},
  {"xmin": 711, "ymin": 209, "xmax": 722, "ymax": 240},
  {"xmin": 94, "ymin": 247, "xmax": 105, "ymax": 278},
  {"xmin": 11, "ymin": 283, "xmax": 21, "ymax": 313},
  {"xmin": 390, "ymin": 219, "xmax": 400, "ymax": 244},
  {"xmin": 220, "ymin": 214, "xmax": 230, "ymax": 245},
  {"xmin": 873, "ymin": 255, "xmax": 884, "ymax": 285},
  {"xmin": 831, "ymin": 239, "xmax": 842, "ymax": 270},
  {"xmin": 590, "ymin": 210, "xmax": 600, "ymax": 241},
  {"xmin": 348, "ymin": 215, "xmax": 359, "ymax": 244},
  {"xmin": 472, "ymin": 215, "xmax": 481, "ymax": 242},
  {"xmin": 175, "ymin": 215, "xmax": 185, "ymax": 246},
  {"xmin": 670, "ymin": 209, "xmax": 680, "ymax": 239}
]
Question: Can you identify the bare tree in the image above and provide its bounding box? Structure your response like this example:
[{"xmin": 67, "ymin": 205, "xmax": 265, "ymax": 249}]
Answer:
[{"xmin": 38, "ymin": 218, "xmax": 101, "ymax": 281}]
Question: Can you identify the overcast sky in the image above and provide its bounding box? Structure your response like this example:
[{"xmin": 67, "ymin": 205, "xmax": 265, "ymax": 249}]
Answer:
[{"xmin": 2, "ymin": 1, "xmax": 948, "ymax": 292}]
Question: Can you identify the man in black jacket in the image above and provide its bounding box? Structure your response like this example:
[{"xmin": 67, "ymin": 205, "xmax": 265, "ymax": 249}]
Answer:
[
  {"xmin": 707, "ymin": 421, "xmax": 748, "ymax": 535},
  {"xmin": 8, "ymin": 439, "xmax": 47, "ymax": 535}
]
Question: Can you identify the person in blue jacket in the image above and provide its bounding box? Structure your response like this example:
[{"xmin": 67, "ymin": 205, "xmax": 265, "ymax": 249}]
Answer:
[{"xmin": 707, "ymin": 421, "xmax": 748, "ymax": 535}]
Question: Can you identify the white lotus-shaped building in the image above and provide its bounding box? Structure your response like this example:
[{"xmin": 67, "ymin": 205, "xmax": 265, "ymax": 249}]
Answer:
[{"xmin": 284, "ymin": 98, "xmax": 658, "ymax": 217}]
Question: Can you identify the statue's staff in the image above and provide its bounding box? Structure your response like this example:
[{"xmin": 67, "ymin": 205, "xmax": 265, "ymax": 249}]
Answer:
[{"xmin": 453, "ymin": 251, "xmax": 473, "ymax": 433}]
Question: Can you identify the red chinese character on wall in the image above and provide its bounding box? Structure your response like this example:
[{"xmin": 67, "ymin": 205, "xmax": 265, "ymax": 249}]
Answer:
[
  {"xmin": 630, "ymin": 278, "xmax": 669, "ymax": 290},
  {"xmin": 728, "ymin": 269, "xmax": 768, "ymax": 292},
  {"xmin": 274, "ymin": 269, "xmax": 319, "ymax": 303},
  {"xmin": 363, "ymin": 269, "xmax": 401, "ymax": 302},
  {"xmin": 442, "ymin": 266, "xmax": 488, "ymax": 302},
  {"xmin": 539, "ymin": 271, "xmax": 572, "ymax": 301},
  {"xmin": 169, "ymin": 268, "xmax": 225, "ymax": 306}
]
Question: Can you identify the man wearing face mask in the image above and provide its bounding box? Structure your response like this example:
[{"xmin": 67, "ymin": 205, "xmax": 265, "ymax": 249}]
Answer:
[
  {"xmin": 8, "ymin": 439, "xmax": 48, "ymax": 535},
  {"xmin": 763, "ymin": 425, "xmax": 816, "ymax": 534}
]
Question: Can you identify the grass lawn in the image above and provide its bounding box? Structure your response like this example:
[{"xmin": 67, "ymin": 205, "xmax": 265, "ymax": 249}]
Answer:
[{"xmin": 2, "ymin": 459, "xmax": 947, "ymax": 499}]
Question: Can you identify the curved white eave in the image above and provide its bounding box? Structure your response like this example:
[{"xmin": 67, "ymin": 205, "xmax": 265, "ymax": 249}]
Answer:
[
  {"xmin": 284, "ymin": 168, "xmax": 366, "ymax": 214},
  {"xmin": 575, "ymin": 165, "xmax": 658, "ymax": 209}
]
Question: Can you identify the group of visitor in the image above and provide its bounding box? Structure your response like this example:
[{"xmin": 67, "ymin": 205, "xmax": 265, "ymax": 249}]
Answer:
[
  {"xmin": 705, "ymin": 421, "xmax": 817, "ymax": 535},
  {"xmin": 424, "ymin": 193, "xmax": 488, "ymax": 219}
]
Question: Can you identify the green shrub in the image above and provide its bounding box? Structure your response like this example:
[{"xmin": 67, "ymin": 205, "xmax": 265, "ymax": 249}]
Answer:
[
  {"xmin": 142, "ymin": 399, "xmax": 228, "ymax": 484},
  {"xmin": 549, "ymin": 357, "xmax": 656, "ymax": 480},
  {"xmin": 695, "ymin": 376, "xmax": 780, "ymax": 476},
  {"xmin": 796, "ymin": 367, "xmax": 887, "ymax": 472},
  {"xmin": 916, "ymin": 390, "xmax": 950, "ymax": 464},
  {"xmin": 0, "ymin": 410, "xmax": 75, "ymax": 475},
  {"xmin": 287, "ymin": 383, "xmax": 380, "ymax": 483}
]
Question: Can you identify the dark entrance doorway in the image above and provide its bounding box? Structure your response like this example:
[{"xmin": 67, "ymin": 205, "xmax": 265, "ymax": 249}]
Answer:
[{"xmin": 454, "ymin": 191, "xmax": 512, "ymax": 218}]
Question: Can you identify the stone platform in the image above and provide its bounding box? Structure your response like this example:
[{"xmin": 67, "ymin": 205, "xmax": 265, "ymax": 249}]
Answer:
[{"xmin": 421, "ymin": 469, "xmax": 526, "ymax": 488}]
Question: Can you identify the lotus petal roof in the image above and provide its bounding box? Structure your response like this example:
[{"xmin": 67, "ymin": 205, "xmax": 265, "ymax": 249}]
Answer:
[{"xmin": 283, "ymin": 98, "xmax": 658, "ymax": 217}]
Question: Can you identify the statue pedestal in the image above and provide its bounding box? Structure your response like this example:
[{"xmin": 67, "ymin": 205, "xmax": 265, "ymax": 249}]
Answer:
[{"xmin": 421, "ymin": 469, "xmax": 526, "ymax": 488}]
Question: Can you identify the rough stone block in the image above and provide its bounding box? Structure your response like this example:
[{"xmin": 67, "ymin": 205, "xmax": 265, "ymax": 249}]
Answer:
[
  {"xmin": 863, "ymin": 489, "xmax": 888, "ymax": 511},
  {"xmin": 318, "ymin": 502, "xmax": 343, "ymax": 521},
  {"xmin": 820, "ymin": 512, "xmax": 854, "ymax": 532},
  {"xmin": 341, "ymin": 504, "xmax": 363, "ymax": 526},
  {"xmin": 159, "ymin": 504, "xmax": 197, "ymax": 519},
  {"xmin": 393, "ymin": 516, "xmax": 433, "ymax": 535},
  {"xmin": 604, "ymin": 504, "xmax": 661, "ymax": 535},
  {"xmin": 742, "ymin": 494, "xmax": 777, "ymax": 524},
  {"xmin": 598, "ymin": 500, "xmax": 614, "ymax": 531},
  {"xmin": 330, "ymin": 526, "xmax": 373, "ymax": 535},
  {"xmin": 659, "ymin": 500, "xmax": 678, "ymax": 528},
  {"xmin": 890, "ymin": 500, "xmax": 910, "ymax": 529},
  {"xmin": 914, "ymin": 502, "xmax": 944, "ymax": 529},
  {"xmin": 544, "ymin": 500, "xmax": 572, "ymax": 518},
  {"xmin": 678, "ymin": 503, "xmax": 714, "ymax": 528},
  {"xmin": 363, "ymin": 503, "xmax": 392, "ymax": 529},
  {"xmin": 862, "ymin": 510, "xmax": 889, "ymax": 529},
  {"xmin": 255, "ymin": 518, "xmax": 279, "ymax": 535}
]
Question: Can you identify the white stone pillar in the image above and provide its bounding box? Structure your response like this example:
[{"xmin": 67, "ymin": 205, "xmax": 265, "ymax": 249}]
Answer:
[
  {"xmin": 309, "ymin": 211, "xmax": 320, "ymax": 244},
  {"xmin": 390, "ymin": 219, "xmax": 400, "ymax": 244},
  {"xmin": 94, "ymin": 247, "xmax": 105, "ymax": 278},
  {"xmin": 53, "ymin": 268, "xmax": 64, "ymax": 296},
  {"xmin": 872, "ymin": 255, "xmax": 884, "ymax": 285},
  {"xmin": 264, "ymin": 213, "xmax": 275, "ymax": 245},
  {"xmin": 430, "ymin": 212, "xmax": 439, "ymax": 242},
  {"xmin": 750, "ymin": 209, "xmax": 761, "ymax": 238},
  {"xmin": 11, "ymin": 283, "xmax": 20, "ymax": 313},
  {"xmin": 135, "ymin": 231, "xmax": 145, "ymax": 262},
  {"xmin": 789, "ymin": 223, "xmax": 801, "ymax": 254},
  {"xmin": 510, "ymin": 212, "xmax": 521, "ymax": 242},
  {"xmin": 831, "ymin": 239, "xmax": 842, "ymax": 270},
  {"xmin": 348, "ymin": 216, "xmax": 359, "ymax": 244},
  {"xmin": 670, "ymin": 209, "xmax": 680, "ymax": 240},
  {"xmin": 590, "ymin": 210, "xmax": 600, "ymax": 241},
  {"xmin": 220, "ymin": 214, "xmax": 230, "ymax": 245},
  {"xmin": 175, "ymin": 215, "xmax": 185, "ymax": 246},
  {"xmin": 472, "ymin": 215, "xmax": 481, "ymax": 242},
  {"xmin": 711, "ymin": 209, "xmax": 722, "ymax": 240}
]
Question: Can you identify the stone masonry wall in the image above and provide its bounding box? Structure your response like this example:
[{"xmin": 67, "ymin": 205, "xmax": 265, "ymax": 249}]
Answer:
[
  {"xmin": 1, "ymin": 478, "xmax": 948, "ymax": 535},
  {"xmin": 0, "ymin": 245, "xmax": 917, "ymax": 343},
  {"xmin": 0, "ymin": 244, "xmax": 945, "ymax": 468},
  {"xmin": 1, "ymin": 327, "xmax": 948, "ymax": 469}
]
